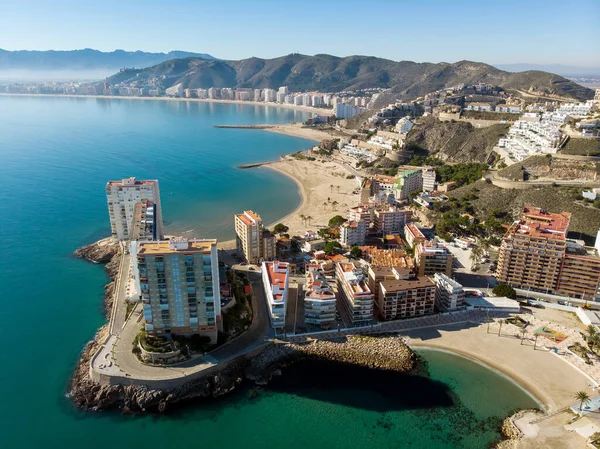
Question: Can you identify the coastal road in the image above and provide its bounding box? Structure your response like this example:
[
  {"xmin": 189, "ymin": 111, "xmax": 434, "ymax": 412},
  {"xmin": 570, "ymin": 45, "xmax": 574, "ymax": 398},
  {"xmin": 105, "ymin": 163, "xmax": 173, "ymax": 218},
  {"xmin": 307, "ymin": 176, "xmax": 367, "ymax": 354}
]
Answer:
[
  {"xmin": 110, "ymin": 252, "xmax": 130, "ymax": 334},
  {"xmin": 109, "ymin": 270, "xmax": 272, "ymax": 381}
]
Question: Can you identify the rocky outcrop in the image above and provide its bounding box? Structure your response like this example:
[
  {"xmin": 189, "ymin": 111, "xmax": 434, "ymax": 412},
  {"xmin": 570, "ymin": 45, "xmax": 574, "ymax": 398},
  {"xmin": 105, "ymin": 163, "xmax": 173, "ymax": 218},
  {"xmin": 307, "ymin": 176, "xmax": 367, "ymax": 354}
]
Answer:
[
  {"xmin": 495, "ymin": 409, "xmax": 538, "ymax": 448},
  {"xmin": 74, "ymin": 237, "xmax": 119, "ymax": 264},
  {"xmin": 247, "ymin": 335, "xmax": 415, "ymax": 385}
]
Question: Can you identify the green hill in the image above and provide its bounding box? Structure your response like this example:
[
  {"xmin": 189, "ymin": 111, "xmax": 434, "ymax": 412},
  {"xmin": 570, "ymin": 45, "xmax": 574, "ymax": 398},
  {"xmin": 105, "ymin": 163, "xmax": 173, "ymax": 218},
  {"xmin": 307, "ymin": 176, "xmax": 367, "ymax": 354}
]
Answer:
[{"xmin": 102, "ymin": 54, "xmax": 593, "ymax": 102}]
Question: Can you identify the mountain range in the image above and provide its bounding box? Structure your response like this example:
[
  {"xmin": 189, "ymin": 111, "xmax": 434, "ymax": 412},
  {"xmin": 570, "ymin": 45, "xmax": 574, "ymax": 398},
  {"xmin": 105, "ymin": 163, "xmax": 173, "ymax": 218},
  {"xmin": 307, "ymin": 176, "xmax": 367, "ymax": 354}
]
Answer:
[
  {"xmin": 103, "ymin": 54, "xmax": 594, "ymax": 102},
  {"xmin": 0, "ymin": 48, "xmax": 215, "ymax": 73},
  {"xmin": 495, "ymin": 63, "xmax": 600, "ymax": 77}
]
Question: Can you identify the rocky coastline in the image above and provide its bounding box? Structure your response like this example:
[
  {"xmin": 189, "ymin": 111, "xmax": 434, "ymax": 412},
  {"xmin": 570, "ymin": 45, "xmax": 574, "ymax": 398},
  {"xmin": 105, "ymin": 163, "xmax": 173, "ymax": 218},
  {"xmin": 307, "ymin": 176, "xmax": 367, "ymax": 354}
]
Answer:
[{"xmin": 495, "ymin": 409, "xmax": 539, "ymax": 449}]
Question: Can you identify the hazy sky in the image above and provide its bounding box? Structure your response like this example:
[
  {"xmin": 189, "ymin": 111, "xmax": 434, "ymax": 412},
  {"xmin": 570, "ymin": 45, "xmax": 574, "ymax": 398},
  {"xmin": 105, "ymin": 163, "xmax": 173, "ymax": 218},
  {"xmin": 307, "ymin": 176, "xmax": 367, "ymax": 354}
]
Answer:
[{"xmin": 1, "ymin": 0, "xmax": 599, "ymax": 67}]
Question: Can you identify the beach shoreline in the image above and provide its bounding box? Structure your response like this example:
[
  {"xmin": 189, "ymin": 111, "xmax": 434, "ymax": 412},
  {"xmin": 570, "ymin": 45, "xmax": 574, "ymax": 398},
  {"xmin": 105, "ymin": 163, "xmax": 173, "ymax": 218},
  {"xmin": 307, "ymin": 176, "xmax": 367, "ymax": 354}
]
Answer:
[{"xmin": 0, "ymin": 92, "xmax": 332, "ymax": 115}]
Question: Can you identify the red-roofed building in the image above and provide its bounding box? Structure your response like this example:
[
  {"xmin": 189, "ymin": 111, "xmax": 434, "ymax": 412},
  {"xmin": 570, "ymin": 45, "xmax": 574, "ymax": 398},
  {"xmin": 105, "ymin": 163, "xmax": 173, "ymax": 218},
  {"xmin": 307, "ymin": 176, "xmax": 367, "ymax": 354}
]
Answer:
[
  {"xmin": 261, "ymin": 260, "xmax": 290, "ymax": 328},
  {"xmin": 305, "ymin": 265, "xmax": 337, "ymax": 327}
]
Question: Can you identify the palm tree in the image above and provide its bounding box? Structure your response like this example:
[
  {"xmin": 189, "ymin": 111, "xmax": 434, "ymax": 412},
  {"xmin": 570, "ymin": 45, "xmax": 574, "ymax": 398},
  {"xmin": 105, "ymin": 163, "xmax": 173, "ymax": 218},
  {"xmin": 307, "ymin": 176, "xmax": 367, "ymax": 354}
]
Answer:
[
  {"xmin": 470, "ymin": 246, "xmax": 484, "ymax": 269},
  {"xmin": 486, "ymin": 316, "xmax": 493, "ymax": 334},
  {"xmin": 323, "ymin": 202, "xmax": 328, "ymax": 210},
  {"xmin": 337, "ymin": 185, "xmax": 340, "ymax": 194},
  {"xmin": 299, "ymin": 214, "xmax": 306, "ymax": 226},
  {"xmin": 588, "ymin": 325, "xmax": 597, "ymax": 348},
  {"xmin": 498, "ymin": 319, "xmax": 506, "ymax": 336},
  {"xmin": 332, "ymin": 201, "xmax": 338, "ymax": 211},
  {"xmin": 575, "ymin": 391, "xmax": 591, "ymax": 413},
  {"xmin": 520, "ymin": 328, "xmax": 528, "ymax": 345},
  {"xmin": 330, "ymin": 184, "xmax": 334, "ymax": 193},
  {"xmin": 534, "ymin": 333, "xmax": 540, "ymax": 350},
  {"xmin": 306, "ymin": 215, "xmax": 313, "ymax": 226}
]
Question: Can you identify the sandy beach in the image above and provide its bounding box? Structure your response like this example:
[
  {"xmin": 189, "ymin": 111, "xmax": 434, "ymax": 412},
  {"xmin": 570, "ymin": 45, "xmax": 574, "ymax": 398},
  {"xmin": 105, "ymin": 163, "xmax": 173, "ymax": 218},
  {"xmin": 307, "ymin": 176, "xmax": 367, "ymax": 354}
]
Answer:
[
  {"xmin": 217, "ymin": 156, "xmax": 360, "ymax": 249},
  {"xmin": 0, "ymin": 92, "xmax": 332, "ymax": 115},
  {"xmin": 263, "ymin": 122, "xmax": 339, "ymax": 141},
  {"xmin": 264, "ymin": 157, "xmax": 361, "ymax": 236}
]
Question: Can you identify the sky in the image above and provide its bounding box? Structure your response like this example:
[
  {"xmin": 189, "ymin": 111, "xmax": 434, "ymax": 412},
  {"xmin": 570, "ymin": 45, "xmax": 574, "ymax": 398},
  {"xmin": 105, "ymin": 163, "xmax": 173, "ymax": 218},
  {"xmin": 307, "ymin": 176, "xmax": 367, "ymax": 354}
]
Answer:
[{"xmin": 1, "ymin": 0, "xmax": 599, "ymax": 67}]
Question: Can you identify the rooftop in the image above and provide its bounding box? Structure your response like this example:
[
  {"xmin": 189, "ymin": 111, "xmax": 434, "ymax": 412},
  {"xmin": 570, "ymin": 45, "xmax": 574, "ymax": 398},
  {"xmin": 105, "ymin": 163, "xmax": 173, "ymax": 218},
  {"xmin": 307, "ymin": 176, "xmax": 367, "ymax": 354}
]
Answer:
[
  {"xmin": 236, "ymin": 210, "xmax": 262, "ymax": 227},
  {"xmin": 380, "ymin": 276, "xmax": 434, "ymax": 292},
  {"xmin": 264, "ymin": 260, "xmax": 289, "ymax": 301},
  {"xmin": 508, "ymin": 206, "xmax": 571, "ymax": 240},
  {"xmin": 137, "ymin": 238, "xmax": 216, "ymax": 255},
  {"xmin": 107, "ymin": 177, "xmax": 158, "ymax": 187},
  {"xmin": 405, "ymin": 223, "xmax": 426, "ymax": 239}
]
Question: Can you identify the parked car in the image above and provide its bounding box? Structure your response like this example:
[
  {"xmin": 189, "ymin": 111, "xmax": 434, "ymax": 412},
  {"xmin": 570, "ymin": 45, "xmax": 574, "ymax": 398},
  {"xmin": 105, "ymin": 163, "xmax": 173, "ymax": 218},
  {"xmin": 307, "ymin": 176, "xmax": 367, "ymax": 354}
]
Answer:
[
  {"xmin": 248, "ymin": 266, "xmax": 255, "ymax": 271},
  {"xmin": 557, "ymin": 300, "xmax": 567, "ymax": 306}
]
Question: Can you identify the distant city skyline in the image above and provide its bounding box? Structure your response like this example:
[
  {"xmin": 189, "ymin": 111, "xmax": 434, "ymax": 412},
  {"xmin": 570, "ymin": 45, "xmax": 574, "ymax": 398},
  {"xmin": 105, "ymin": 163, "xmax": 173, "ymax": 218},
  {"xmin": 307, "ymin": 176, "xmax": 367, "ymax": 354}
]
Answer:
[{"xmin": 1, "ymin": 0, "xmax": 599, "ymax": 67}]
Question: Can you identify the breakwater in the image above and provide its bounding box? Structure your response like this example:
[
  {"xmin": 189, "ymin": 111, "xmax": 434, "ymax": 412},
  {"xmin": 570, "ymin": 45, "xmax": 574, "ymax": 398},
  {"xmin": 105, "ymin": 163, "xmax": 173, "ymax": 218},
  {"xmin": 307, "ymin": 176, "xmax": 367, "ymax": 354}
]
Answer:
[
  {"xmin": 214, "ymin": 124, "xmax": 274, "ymax": 129},
  {"xmin": 237, "ymin": 161, "xmax": 275, "ymax": 169}
]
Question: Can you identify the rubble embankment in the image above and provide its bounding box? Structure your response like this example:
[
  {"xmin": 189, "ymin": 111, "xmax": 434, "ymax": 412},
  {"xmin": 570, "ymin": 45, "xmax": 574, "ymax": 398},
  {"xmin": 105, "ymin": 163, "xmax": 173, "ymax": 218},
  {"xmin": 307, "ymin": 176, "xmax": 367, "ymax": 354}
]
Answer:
[{"xmin": 247, "ymin": 335, "xmax": 416, "ymax": 385}]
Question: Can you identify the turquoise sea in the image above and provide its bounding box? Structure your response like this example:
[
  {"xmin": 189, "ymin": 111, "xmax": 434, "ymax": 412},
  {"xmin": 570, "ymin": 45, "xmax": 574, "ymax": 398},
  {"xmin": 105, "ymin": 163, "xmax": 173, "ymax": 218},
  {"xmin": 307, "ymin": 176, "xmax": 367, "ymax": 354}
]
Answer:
[{"xmin": 0, "ymin": 96, "xmax": 537, "ymax": 448}]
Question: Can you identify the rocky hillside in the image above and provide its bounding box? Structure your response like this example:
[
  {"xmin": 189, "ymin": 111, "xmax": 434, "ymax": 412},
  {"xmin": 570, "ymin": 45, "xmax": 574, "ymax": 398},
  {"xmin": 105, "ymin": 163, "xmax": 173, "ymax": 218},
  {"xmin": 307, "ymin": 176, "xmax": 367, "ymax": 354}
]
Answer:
[
  {"xmin": 101, "ymin": 54, "xmax": 593, "ymax": 101},
  {"xmin": 497, "ymin": 155, "xmax": 600, "ymax": 181},
  {"xmin": 406, "ymin": 117, "xmax": 509, "ymax": 163}
]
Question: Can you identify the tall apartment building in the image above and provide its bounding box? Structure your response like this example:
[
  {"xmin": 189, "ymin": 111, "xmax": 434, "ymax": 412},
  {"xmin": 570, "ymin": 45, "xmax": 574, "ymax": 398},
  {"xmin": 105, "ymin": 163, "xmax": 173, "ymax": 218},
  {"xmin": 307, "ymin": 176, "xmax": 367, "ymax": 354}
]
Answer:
[
  {"xmin": 496, "ymin": 207, "xmax": 570, "ymax": 293},
  {"xmin": 336, "ymin": 262, "xmax": 374, "ymax": 326},
  {"xmin": 133, "ymin": 238, "xmax": 221, "ymax": 342},
  {"xmin": 262, "ymin": 260, "xmax": 289, "ymax": 329},
  {"xmin": 557, "ymin": 252, "xmax": 600, "ymax": 300},
  {"xmin": 415, "ymin": 241, "xmax": 453, "ymax": 277},
  {"xmin": 106, "ymin": 177, "xmax": 163, "ymax": 241},
  {"xmin": 208, "ymin": 87, "xmax": 219, "ymax": 99},
  {"xmin": 348, "ymin": 205, "xmax": 373, "ymax": 227},
  {"xmin": 278, "ymin": 86, "xmax": 289, "ymax": 96},
  {"xmin": 433, "ymin": 273, "xmax": 465, "ymax": 311},
  {"xmin": 395, "ymin": 169, "xmax": 422, "ymax": 200},
  {"xmin": 367, "ymin": 265, "xmax": 412, "ymax": 306},
  {"xmin": 340, "ymin": 220, "xmax": 367, "ymax": 246},
  {"xmin": 374, "ymin": 206, "xmax": 410, "ymax": 234},
  {"xmin": 421, "ymin": 167, "xmax": 436, "ymax": 192},
  {"xmin": 378, "ymin": 274, "xmax": 435, "ymax": 321},
  {"xmin": 304, "ymin": 264, "xmax": 337, "ymax": 327},
  {"xmin": 263, "ymin": 88, "xmax": 276, "ymax": 102},
  {"xmin": 234, "ymin": 210, "xmax": 276, "ymax": 264}
]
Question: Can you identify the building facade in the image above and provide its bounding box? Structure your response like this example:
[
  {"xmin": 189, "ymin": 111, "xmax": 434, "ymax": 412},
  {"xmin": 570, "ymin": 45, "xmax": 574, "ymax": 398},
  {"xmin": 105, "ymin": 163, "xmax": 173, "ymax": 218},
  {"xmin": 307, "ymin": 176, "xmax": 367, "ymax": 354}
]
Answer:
[
  {"xmin": 234, "ymin": 210, "xmax": 276, "ymax": 264},
  {"xmin": 106, "ymin": 177, "xmax": 163, "ymax": 241},
  {"xmin": 133, "ymin": 238, "xmax": 221, "ymax": 342},
  {"xmin": 395, "ymin": 169, "xmax": 422, "ymax": 200},
  {"xmin": 374, "ymin": 206, "xmax": 410, "ymax": 235},
  {"xmin": 336, "ymin": 262, "xmax": 374, "ymax": 326},
  {"xmin": 415, "ymin": 241, "xmax": 453, "ymax": 277},
  {"xmin": 433, "ymin": 273, "xmax": 465, "ymax": 311},
  {"xmin": 340, "ymin": 220, "xmax": 367, "ymax": 246},
  {"xmin": 304, "ymin": 264, "xmax": 337, "ymax": 327},
  {"xmin": 262, "ymin": 260, "xmax": 289, "ymax": 329},
  {"xmin": 378, "ymin": 275, "xmax": 435, "ymax": 320}
]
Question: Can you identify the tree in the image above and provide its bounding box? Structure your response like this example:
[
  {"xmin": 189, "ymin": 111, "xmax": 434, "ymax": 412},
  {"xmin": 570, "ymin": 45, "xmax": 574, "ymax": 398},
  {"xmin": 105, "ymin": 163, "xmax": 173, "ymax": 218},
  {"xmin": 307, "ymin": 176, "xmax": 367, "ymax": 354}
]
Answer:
[
  {"xmin": 588, "ymin": 325, "xmax": 597, "ymax": 347},
  {"xmin": 520, "ymin": 328, "xmax": 528, "ymax": 345},
  {"xmin": 470, "ymin": 246, "xmax": 484, "ymax": 269},
  {"xmin": 273, "ymin": 223, "xmax": 289, "ymax": 234},
  {"xmin": 317, "ymin": 228, "xmax": 334, "ymax": 241},
  {"xmin": 498, "ymin": 319, "xmax": 506, "ymax": 336},
  {"xmin": 299, "ymin": 214, "xmax": 306, "ymax": 226},
  {"xmin": 350, "ymin": 246, "xmax": 363, "ymax": 259},
  {"xmin": 332, "ymin": 200, "xmax": 339, "ymax": 211},
  {"xmin": 323, "ymin": 202, "xmax": 328, "ymax": 210},
  {"xmin": 330, "ymin": 184, "xmax": 334, "ymax": 193},
  {"xmin": 486, "ymin": 316, "xmax": 493, "ymax": 334},
  {"xmin": 575, "ymin": 391, "xmax": 591, "ymax": 413},
  {"xmin": 328, "ymin": 215, "xmax": 347, "ymax": 228},
  {"xmin": 324, "ymin": 241, "xmax": 342, "ymax": 255},
  {"xmin": 492, "ymin": 284, "xmax": 517, "ymax": 299},
  {"xmin": 534, "ymin": 333, "xmax": 539, "ymax": 350},
  {"xmin": 337, "ymin": 186, "xmax": 340, "ymax": 194},
  {"xmin": 306, "ymin": 215, "xmax": 313, "ymax": 226},
  {"xmin": 290, "ymin": 239, "xmax": 300, "ymax": 252}
]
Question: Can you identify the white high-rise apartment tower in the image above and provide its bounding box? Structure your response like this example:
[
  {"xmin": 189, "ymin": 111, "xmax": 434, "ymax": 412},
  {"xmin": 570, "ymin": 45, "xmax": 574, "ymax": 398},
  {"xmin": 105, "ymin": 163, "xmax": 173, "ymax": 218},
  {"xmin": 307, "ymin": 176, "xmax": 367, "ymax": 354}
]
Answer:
[{"xmin": 106, "ymin": 177, "xmax": 164, "ymax": 241}]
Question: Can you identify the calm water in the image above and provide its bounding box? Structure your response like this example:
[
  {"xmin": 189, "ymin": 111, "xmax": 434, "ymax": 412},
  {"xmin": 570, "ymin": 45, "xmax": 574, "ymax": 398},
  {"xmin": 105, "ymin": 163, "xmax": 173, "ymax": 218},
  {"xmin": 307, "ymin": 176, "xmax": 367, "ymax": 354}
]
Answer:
[{"xmin": 0, "ymin": 96, "xmax": 537, "ymax": 448}]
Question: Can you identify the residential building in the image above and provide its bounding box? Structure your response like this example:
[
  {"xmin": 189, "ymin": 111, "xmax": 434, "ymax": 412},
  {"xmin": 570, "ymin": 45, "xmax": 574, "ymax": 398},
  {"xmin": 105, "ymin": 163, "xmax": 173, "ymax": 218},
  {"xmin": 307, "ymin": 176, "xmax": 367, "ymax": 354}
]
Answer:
[
  {"xmin": 367, "ymin": 264, "xmax": 412, "ymax": 305},
  {"xmin": 276, "ymin": 92, "xmax": 286, "ymax": 103},
  {"xmin": 414, "ymin": 241, "xmax": 453, "ymax": 276},
  {"xmin": 348, "ymin": 205, "xmax": 373, "ymax": 227},
  {"xmin": 165, "ymin": 83, "xmax": 183, "ymax": 97},
  {"xmin": 335, "ymin": 261, "xmax": 374, "ymax": 326},
  {"xmin": 378, "ymin": 273, "xmax": 435, "ymax": 320},
  {"xmin": 133, "ymin": 238, "xmax": 221, "ymax": 342},
  {"xmin": 262, "ymin": 260, "xmax": 289, "ymax": 329},
  {"xmin": 395, "ymin": 168, "xmax": 422, "ymax": 200},
  {"xmin": 395, "ymin": 116, "xmax": 414, "ymax": 134},
  {"xmin": 302, "ymin": 93, "xmax": 311, "ymax": 107},
  {"xmin": 106, "ymin": 177, "xmax": 163, "ymax": 241},
  {"xmin": 421, "ymin": 167, "xmax": 436, "ymax": 192},
  {"xmin": 374, "ymin": 205, "xmax": 410, "ymax": 235},
  {"xmin": 304, "ymin": 264, "xmax": 337, "ymax": 327},
  {"xmin": 263, "ymin": 88, "xmax": 276, "ymax": 103},
  {"xmin": 340, "ymin": 220, "xmax": 367, "ymax": 246},
  {"xmin": 495, "ymin": 104, "xmax": 522, "ymax": 114},
  {"xmin": 334, "ymin": 102, "xmax": 367, "ymax": 119},
  {"xmin": 496, "ymin": 206, "xmax": 570, "ymax": 293},
  {"xmin": 464, "ymin": 102, "xmax": 492, "ymax": 112},
  {"xmin": 404, "ymin": 223, "xmax": 426, "ymax": 248},
  {"xmin": 556, "ymin": 102, "xmax": 594, "ymax": 117},
  {"xmin": 433, "ymin": 273, "xmax": 465, "ymax": 311},
  {"xmin": 234, "ymin": 210, "xmax": 276, "ymax": 264},
  {"xmin": 311, "ymin": 95, "xmax": 323, "ymax": 107},
  {"xmin": 278, "ymin": 86, "xmax": 289, "ymax": 96},
  {"xmin": 208, "ymin": 87, "xmax": 219, "ymax": 99},
  {"xmin": 557, "ymin": 251, "xmax": 600, "ymax": 301},
  {"xmin": 254, "ymin": 89, "xmax": 262, "ymax": 102}
]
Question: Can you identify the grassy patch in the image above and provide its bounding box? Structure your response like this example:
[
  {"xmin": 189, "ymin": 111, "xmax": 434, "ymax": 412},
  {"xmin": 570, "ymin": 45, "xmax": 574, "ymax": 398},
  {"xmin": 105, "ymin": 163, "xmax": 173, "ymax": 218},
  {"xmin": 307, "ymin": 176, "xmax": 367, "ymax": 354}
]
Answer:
[{"xmin": 561, "ymin": 138, "xmax": 600, "ymax": 156}]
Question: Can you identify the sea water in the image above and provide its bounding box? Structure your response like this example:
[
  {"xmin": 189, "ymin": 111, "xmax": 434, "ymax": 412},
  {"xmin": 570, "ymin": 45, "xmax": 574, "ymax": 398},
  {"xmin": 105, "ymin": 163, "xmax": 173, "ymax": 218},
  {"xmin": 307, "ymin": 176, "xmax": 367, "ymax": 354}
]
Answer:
[{"xmin": 0, "ymin": 96, "xmax": 537, "ymax": 448}]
